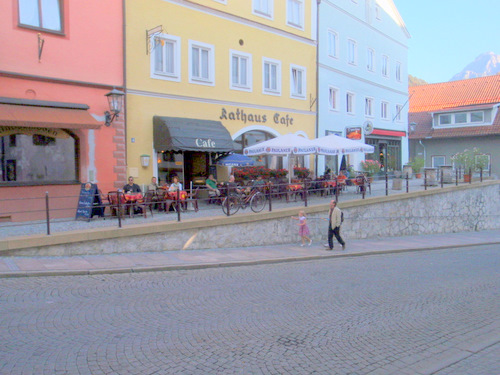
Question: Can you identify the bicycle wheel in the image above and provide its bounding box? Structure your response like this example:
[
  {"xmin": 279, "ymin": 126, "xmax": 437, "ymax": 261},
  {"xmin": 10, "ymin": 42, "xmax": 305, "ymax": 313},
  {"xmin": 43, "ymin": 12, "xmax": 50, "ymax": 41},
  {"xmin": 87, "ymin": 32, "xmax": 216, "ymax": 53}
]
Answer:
[
  {"xmin": 221, "ymin": 196, "xmax": 240, "ymax": 215},
  {"xmin": 250, "ymin": 192, "xmax": 266, "ymax": 213}
]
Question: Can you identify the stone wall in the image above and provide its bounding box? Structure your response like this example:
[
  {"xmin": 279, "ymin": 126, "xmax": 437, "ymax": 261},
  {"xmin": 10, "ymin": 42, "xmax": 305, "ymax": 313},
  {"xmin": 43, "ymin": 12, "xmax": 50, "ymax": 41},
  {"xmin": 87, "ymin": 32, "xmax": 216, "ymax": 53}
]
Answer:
[{"xmin": 3, "ymin": 182, "xmax": 499, "ymax": 257}]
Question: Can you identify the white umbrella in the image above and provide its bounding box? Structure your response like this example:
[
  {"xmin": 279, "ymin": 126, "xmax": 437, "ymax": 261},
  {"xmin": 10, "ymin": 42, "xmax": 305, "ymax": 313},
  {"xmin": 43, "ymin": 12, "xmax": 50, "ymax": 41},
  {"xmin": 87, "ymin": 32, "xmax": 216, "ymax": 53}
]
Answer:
[
  {"xmin": 243, "ymin": 133, "xmax": 316, "ymax": 182},
  {"xmin": 313, "ymin": 134, "xmax": 374, "ymax": 155}
]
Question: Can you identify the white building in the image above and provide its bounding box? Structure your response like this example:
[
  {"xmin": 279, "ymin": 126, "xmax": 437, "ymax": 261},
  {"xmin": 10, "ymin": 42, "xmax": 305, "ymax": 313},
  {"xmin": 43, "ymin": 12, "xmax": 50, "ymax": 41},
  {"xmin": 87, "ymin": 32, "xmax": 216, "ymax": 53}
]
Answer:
[{"xmin": 317, "ymin": 0, "xmax": 410, "ymax": 175}]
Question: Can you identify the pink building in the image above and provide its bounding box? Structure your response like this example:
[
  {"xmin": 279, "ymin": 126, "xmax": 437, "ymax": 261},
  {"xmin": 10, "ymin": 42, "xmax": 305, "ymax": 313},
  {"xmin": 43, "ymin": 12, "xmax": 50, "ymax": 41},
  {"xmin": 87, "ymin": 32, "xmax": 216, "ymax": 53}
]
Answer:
[{"xmin": 0, "ymin": 0, "xmax": 125, "ymax": 222}]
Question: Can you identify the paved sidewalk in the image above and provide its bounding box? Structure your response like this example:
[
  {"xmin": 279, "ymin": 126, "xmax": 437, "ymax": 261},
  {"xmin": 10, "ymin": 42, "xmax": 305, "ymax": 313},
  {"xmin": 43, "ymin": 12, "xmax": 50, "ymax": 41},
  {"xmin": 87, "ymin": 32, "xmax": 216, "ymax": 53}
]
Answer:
[{"xmin": 1, "ymin": 229, "xmax": 499, "ymax": 277}]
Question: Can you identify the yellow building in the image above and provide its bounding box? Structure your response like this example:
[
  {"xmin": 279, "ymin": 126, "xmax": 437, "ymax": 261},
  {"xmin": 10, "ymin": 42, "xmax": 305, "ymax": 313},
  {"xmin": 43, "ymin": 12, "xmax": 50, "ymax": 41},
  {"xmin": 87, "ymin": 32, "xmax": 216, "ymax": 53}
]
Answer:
[{"xmin": 125, "ymin": 0, "xmax": 317, "ymax": 187}]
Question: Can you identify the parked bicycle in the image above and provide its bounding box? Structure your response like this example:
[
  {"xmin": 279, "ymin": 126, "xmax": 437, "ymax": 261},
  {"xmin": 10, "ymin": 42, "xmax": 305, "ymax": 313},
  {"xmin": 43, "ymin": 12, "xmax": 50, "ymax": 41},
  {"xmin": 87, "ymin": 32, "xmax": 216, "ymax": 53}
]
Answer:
[{"xmin": 221, "ymin": 188, "xmax": 266, "ymax": 215}]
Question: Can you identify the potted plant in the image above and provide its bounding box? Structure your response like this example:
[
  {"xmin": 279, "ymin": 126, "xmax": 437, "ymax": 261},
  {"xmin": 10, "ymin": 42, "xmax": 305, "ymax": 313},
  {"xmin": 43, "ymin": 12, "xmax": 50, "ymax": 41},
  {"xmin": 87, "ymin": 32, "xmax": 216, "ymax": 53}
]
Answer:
[
  {"xmin": 359, "ymin": 159, "xmax": 382, "ymax": 179},
  {"xmin": 409, "ymin": 157, "xmax": 425, "ymax": 178},
  {"xmin": 451, "ymin": 147, "xmax": 486, "ymax": 182},
  {"xmin": 293, "ymin": 167, "xmax": 310, "ymax": 179}
]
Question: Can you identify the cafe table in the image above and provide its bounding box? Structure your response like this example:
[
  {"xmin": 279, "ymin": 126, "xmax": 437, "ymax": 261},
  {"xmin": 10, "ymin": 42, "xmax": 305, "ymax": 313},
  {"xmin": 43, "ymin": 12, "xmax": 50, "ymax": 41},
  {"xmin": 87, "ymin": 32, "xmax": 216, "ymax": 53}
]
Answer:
[
  {"xmin": 124, "ymin": 192, "xmax": 143, "ymax": 217},
  {"xmin": 166, "ymin": 190, "xmax": 188, "ymax": 211}
]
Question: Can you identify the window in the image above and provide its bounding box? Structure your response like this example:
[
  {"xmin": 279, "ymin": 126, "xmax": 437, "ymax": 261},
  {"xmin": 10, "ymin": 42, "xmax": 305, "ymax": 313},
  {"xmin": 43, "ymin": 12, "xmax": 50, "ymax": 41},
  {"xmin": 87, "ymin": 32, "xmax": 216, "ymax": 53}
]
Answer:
[
  {"xmin": 395, "ymin": 61, "xmax": 401, "ymax": 82},
  {"xmin": 476, "ymin": 154, "xmax": 490, "ymax": 171},
  {"xmin": 365, "ymin": 97, "xmax": 373, "ymax": 117},
  {"xmin": 18, "ymin": 0, "xmax": 63, "ymax": 32},
  {"xmin": 471, "ymin": 111, "xmax": 484, "ymax": 123},
  {"xmin": 395, "ymin": 104, "xmax": 403, "ymax": 121},
  {"xmin": 439, "ymin": 114, "xmax": 451, "ymax": 125},
  {"xmin": 253, "ymin": 0, "xmax": 273, "ymax": 18},
  {"xmin": 346, "ymin": 92, "xmax": 355, "ymax": 114},
  {"xmin": 367, "ymin": 48, "xmax": 375, "ymax": 71},
  {"xmin": 230, "ymin": 50, "xmax": 252, "ymax": 91},
  {"xmin": 1, "ymin": 131, "xmax": 77, "ymax": 184},
  {"xmin": 327, "ymin": 30, "xmax": 338, "ymax": 58},
  {"xmin": 431, "ymin": 155, "xmax": 446, "ymax": 168},
  {"xmin": 375, "ymin": 5, "xmax": 381, "ymax": 19},
  {"xmin": 329, "ymin": 87, "xmax": 338, "ymax": 111},
  {"xmin": 262, "ymin": 58, "xmax": 281, "ymax": 95},
  {"xmin": 189, "ymin": 40, "xmax": 215, "ymax": 85},
  {"xmin": 348, "ymin": 39, "xmax": 357, "ymax": 65},
  {"xmin": 290, "ymin": 65, "xmax": 306, "ymax": 98},
  {"xmin": 381, "ymin": 101, "xmax": 388, "ymax": 119},
  {"xmin": 454, "ymin": 113, "xmax": 466, "ymax": 123},
  {"xmin": 287, "ymin": 0, "xmax": 303, "ymax": 29},
  {"xmin": 151, "ymin": 34, "xmax": 181, "ymax": 81},
  {"xmin": 382, "ymin": 55, "xmax": 389, "ymax": 77}
]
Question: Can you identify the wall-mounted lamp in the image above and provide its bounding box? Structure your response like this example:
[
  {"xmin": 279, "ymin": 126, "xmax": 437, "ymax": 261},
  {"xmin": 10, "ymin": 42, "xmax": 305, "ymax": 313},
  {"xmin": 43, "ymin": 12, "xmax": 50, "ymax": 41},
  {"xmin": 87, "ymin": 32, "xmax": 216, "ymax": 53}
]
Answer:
[
  {"xmin": 140, "ymin": 154, "xmax": 150, "ymax": 167},
  {"xmin": 104, "ymin": 88, "xmax": 125, "ymax": 126},
  {"xmin": 409, "ymin": 122, "xmax": 417, "ymax": 133}
]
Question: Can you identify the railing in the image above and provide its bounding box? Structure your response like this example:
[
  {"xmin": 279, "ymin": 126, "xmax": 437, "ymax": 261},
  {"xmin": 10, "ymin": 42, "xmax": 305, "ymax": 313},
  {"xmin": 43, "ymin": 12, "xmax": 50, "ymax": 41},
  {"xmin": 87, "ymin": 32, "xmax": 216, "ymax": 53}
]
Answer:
[{"xmin": 0, "ymin": 170, "xmax": 494, "ymax": 237}]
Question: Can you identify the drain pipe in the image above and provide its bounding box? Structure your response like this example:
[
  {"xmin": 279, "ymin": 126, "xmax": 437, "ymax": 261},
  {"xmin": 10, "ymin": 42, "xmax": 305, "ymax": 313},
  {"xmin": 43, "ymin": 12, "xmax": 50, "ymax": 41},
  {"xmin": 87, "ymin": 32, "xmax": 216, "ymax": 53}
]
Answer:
[{"xmin": 419, "ymin": 139, "xmax": 426, "ymax": 166}]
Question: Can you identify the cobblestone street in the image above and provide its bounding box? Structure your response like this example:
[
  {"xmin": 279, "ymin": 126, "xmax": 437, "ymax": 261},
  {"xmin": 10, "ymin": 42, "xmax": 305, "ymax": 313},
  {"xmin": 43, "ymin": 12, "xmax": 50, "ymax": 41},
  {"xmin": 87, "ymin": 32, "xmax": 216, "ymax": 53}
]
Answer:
[{"xmin": 0, "ymin": 245, "xmax": 498, "ymax": 374}]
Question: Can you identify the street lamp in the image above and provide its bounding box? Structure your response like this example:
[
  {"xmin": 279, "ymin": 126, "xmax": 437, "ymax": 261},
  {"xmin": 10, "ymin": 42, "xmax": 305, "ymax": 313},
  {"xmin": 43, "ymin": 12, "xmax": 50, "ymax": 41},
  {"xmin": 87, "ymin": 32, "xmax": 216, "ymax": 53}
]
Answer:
[{"xmin": 104, "ymin": 88, "xmax": 124, "ymax": 126}]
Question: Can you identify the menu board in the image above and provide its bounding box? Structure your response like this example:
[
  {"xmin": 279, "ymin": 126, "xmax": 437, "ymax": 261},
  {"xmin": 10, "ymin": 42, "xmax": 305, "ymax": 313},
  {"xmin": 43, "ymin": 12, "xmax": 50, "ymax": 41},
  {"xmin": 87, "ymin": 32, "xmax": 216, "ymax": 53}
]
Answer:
[{"xmin": 75, "ymin": 183, "xmax": 103, "ymax": 221}]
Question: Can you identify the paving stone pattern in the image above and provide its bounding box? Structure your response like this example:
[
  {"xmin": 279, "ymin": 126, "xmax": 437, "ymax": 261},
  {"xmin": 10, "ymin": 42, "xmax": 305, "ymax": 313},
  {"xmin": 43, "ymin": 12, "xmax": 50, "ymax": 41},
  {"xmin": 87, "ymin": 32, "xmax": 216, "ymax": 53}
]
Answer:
[{"xmin": 0, "ymin": 246, "xmax": 498, "ymax": 374}]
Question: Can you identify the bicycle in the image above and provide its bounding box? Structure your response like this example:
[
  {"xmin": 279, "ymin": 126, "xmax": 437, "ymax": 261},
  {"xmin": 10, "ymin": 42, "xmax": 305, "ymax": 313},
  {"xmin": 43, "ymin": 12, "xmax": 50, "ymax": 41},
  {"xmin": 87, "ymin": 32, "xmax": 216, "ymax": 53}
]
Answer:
[{"xmin": 221, "ymin": 188, "xmax": 266, "ymax": 215}]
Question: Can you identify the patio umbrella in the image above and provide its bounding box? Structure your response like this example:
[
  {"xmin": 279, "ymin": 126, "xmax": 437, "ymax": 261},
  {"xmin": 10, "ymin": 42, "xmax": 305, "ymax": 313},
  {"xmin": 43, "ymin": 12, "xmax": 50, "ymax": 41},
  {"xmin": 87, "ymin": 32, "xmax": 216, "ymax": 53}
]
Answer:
[
  {"xmin": 243, "ymin": 133, "xmax": 316, "ymax": 182},
  {"xmin": 313, "ymin": 134, "xmax": 374, "ymax": 155},
  {"xmin": 215, "ymin": 153, "xmax": 255, "ymax": 167}
]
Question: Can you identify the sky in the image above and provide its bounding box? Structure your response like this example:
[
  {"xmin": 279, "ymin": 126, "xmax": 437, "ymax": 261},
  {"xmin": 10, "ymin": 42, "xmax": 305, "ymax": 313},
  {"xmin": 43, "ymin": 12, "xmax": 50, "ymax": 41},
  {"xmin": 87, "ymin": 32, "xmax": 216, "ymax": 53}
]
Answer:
[{"xmin": 392, "ymin": 0, "xmax": 500, "ymax": 84}]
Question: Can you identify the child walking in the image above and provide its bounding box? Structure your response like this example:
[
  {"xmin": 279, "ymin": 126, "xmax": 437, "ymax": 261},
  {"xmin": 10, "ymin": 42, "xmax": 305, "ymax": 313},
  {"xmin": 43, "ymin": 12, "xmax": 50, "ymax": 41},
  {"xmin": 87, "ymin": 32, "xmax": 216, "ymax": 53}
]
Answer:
[{"xmin": 291, "ymin": 210, "xmax": 313, "ymax": 246}]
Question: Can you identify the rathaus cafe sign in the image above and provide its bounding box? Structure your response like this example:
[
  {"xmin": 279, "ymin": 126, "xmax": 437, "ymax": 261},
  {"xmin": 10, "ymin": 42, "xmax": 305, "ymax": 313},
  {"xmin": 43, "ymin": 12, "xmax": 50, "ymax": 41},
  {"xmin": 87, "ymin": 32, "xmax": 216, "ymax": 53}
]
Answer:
[{"xmin": 220, "ymin": 107, "xmax": 295, "ymax": 127}]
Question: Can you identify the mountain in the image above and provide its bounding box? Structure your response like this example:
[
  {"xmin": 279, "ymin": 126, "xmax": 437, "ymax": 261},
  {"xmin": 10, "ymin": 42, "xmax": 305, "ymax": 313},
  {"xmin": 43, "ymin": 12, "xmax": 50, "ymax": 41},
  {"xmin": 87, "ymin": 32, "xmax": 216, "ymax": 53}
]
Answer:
[
  {"xmin": 450, "ymin": 52, "xmax": 500, "ymax": 81},
  {"xmin": 408, "ymin": 74, "xmax": 428, "ymax": 87}
]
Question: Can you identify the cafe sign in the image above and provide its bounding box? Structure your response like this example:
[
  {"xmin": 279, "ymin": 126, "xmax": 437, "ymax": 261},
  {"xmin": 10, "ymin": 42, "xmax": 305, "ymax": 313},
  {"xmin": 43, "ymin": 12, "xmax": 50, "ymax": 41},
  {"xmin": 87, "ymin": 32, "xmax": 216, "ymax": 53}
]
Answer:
[{"xmin": 0, "ymin": 126, "xmax": 70, "ymax": 139}]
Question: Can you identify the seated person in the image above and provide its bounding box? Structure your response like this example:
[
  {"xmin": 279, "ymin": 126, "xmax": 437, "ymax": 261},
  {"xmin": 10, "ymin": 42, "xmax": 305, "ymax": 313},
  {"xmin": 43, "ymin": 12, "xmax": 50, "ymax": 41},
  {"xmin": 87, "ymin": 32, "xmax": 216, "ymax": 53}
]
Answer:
[
  {"xmin": 168, "ymin": 176, "xmax": 183, "ymax": 192},
  {"xmin": 205, "ymin": 174, "xmax": 221, "ymax": 197},
  {"xmin": 227, "ymin": 175, "xmax": 242, "ymax": 196},
  {"xmin": 123, "ymin": 176, "xmax": 141, "ymax": 194},
  {"xmin": 246, "ymin": 175, "xmax": 265, "ymax": 194},
  {"xmin": 147, "ymin": 176, "xmax": 159, "ymax": 193},
  {"xmin": 355, "ymin": 173, "xmax": 368, "ymax": 193}
]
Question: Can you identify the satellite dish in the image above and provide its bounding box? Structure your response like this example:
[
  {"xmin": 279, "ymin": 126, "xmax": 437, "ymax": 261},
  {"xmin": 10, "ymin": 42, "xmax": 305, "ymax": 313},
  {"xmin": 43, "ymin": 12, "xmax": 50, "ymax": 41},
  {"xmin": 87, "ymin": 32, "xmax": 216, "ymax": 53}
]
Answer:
[{"xmin": 363, "ymin": 121, "xmax": 373, "ymax": 135}]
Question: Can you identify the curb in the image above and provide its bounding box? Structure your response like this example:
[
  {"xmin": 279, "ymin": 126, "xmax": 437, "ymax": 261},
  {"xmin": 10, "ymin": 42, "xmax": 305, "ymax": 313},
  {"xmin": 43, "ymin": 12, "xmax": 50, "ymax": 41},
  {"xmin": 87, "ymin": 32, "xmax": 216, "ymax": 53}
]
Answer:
[{"xmin": 1, "ymin": 240, "xmax": 497, "ymax": 278}]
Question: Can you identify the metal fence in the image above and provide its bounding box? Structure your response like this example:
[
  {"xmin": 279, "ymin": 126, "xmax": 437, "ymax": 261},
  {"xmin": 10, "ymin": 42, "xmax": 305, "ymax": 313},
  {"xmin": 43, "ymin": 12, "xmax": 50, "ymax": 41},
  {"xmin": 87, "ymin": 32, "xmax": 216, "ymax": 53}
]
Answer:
[{"xmin": 0, "ymin": 169, "xmax": 494, "ymax": 238}]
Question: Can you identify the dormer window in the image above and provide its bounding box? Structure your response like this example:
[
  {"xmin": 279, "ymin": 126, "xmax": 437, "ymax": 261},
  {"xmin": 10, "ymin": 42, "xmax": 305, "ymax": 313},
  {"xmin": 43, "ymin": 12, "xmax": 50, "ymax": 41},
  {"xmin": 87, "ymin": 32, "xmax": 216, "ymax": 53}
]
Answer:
[{"xmin": 437, "ymin": 110, "xmax": 486, "ymax": 126}]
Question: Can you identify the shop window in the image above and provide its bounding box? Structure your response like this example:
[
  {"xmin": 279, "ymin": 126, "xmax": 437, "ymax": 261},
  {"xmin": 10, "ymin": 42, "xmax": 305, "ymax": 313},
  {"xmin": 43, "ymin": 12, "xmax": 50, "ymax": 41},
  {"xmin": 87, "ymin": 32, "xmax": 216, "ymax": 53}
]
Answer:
[
  {"xmin": 33, "ymin": 134, "xmax": 55, "ymax": 146},
  {"xmin": 233, "ymin": 130, "xmax": 282, "ymax": 169},
  {"xmin": 18, "ymin": 0, "xmax": 63, "ymax": 33},
  {"xmin": 1, "ymin": 131, "xmax": 78, "ymax": 184}
]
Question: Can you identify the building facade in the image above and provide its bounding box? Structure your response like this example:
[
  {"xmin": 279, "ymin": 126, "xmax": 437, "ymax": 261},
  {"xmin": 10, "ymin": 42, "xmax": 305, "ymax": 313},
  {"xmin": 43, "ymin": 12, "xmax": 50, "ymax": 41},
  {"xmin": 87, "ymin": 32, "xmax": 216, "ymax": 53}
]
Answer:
[
  {"xmin": 409, "ymin": 75, "xmax": 500, "ymax": 177},
  {"xmin": 0, "ymin": 0, "xmax": 125, "ymax": 221},
  {"xmin": 125, "ymin": 0, "xmax": 317, "ymax": 187},
  {"xmin": 317, "ymin": 0, "xmax": 409, "ymax": 175}
]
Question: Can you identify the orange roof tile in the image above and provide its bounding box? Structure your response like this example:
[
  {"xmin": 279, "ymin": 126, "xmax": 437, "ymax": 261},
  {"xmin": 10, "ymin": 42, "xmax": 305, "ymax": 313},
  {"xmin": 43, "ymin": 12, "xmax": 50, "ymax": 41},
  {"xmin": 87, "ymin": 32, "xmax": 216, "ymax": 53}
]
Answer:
[
  {"xmin": 409, "ymin": 75, "xmax": 500, "ymax": 113},
  {"xmin": 409, "ymin": 75, "xmax": 500, "ymax": 139}
]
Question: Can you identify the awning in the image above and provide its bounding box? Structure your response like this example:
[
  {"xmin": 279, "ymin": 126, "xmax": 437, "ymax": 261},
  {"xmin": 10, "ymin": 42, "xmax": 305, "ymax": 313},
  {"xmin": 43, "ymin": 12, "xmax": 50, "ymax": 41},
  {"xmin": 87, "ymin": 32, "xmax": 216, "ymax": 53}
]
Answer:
[
  {"xmin": 0, "ymin": 103, "xmax": 101, "ymax": 129},
  {"xmin": 153, "ymin": 116, "xmax": 234, "ymax": 152}
]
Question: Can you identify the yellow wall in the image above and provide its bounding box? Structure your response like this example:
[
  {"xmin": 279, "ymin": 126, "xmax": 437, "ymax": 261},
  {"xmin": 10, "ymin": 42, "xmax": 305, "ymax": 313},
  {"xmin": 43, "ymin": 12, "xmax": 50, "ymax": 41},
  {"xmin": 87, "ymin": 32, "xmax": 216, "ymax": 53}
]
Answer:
[{"xmin": 125, "ymin": 0, "xmax": 317, "ymax": 183}]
